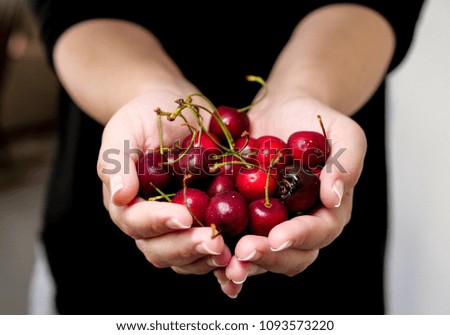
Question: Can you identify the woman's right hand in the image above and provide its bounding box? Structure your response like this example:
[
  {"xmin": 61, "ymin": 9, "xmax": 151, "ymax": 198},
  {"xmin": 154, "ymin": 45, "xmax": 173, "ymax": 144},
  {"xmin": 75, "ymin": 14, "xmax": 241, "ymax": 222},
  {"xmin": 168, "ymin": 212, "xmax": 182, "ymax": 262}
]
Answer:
[{"xmin": 96, "ymin": 89, "xmax": 232, "ymax": 274}]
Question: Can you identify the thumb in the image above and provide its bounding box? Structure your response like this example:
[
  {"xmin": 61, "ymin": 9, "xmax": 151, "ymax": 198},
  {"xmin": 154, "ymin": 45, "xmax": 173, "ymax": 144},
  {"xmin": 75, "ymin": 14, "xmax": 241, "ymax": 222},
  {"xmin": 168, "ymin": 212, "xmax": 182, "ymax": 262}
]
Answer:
[
  {"xmin": 319, "ymin": 123, "xmax": 367, "ymax": 208},
  {"xmin": 97, "ymin": 129, "xmax": 141, "ymax": 207}
]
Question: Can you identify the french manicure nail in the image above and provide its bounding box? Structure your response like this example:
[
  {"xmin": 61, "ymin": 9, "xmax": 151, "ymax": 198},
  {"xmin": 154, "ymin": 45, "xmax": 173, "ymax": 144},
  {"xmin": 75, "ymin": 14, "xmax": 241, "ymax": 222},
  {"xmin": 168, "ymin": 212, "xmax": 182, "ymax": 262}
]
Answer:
[
  {"xmin": 216, "ymin": 276, "xmax": 229, "ymax": 285},
  {"xmin": 195, "ymin": 242, "xmax": 221, "ymax": 255},
  {"xmin": 110, "ymin": 175, "xmax": 124, "ymax": 198},
  {"xmin": 237, "ymin": 249, "xmax": 257, "ymax": 262},
  {"xmin": 332, "ymin": 179, "xmax": 344, "ymax": 208},
  {"xmin": 232, "ymin": 277, "xmax": 247, "ymax": 285},
  {"xmin": 206, "ymin": 258, "xmax": 227, "ymax": 268},
  {"xmin": 165, "ymin": 218, "xmax": 190, "ymax": 230},
  {"xmin": 270, "ymin": 240, "xmax": 293, "ymax": 252}
]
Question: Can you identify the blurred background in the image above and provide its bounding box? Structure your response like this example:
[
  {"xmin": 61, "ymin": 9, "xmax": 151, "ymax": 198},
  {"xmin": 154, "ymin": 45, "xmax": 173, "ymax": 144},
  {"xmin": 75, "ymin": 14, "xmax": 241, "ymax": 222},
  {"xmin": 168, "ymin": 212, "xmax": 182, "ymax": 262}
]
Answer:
[{"xmin": 0, "ymin": 0, "xmax": 449, "ymax": 314}]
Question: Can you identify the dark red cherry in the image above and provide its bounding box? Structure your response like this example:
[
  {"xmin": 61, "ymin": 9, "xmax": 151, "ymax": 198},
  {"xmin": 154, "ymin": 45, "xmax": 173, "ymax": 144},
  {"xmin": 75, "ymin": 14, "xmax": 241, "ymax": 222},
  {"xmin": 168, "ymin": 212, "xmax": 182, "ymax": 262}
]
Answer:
[
  {"xmin": 206, "ymin": 174, "xmax": 237, "ymax": 198},
  {"xmin": 235, "ymin": 166, "xmax": 278, "ymax": 202},
  {"xmin": 208, "ymin": 105, "xmax": 250, "ymax": 143},
  {"xmin": 287, "ymin": 131, "xmax": 329, "ymax": 168},
  {"xmin": 248, "ymin": 198, "xmax": 289, "ymax": 236},
  {"xmin": 173, "ymin": 147, "xmax": 217, "ymax": 182},
  {"xmin": 136, "ymin": 151, "xmax": 171, "ymax": 198},
  {"xmin": 171, "ymin": 188, "xmax": 210, "ymax": 227},
  {"xmin": 278, "ymin": 164, "xmax": 320, "ymax": 213},
  {"xmin": 205, "ymin": 191, "xmax": 249, "ymax": 237},
  {"xmin": 310, "ymin": 165, "xmax": 323, "ymax": 177}
]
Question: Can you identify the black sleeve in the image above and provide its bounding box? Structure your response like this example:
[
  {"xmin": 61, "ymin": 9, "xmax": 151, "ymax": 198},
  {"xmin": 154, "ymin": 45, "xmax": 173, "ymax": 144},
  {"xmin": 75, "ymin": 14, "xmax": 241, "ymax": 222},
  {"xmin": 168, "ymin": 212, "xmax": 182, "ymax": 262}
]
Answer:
[
  {"xmin": 26, "ymin": 1, "xmax": 149, "ymax": 66},
  {"xmin": 27, "ymin": 0, "xmax": 425, "ymax": 73}
]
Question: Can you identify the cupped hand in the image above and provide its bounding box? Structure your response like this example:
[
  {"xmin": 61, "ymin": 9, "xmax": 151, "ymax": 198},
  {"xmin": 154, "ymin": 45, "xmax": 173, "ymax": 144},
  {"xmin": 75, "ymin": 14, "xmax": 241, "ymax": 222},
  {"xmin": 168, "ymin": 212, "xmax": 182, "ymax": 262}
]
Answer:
[
  {"xmin": 97, "ymin": 88, "xmax": 232, "ymax": 274},
  {"xmin": 215, "ymin": 96, "xmax": 367, "ymax": 296}
]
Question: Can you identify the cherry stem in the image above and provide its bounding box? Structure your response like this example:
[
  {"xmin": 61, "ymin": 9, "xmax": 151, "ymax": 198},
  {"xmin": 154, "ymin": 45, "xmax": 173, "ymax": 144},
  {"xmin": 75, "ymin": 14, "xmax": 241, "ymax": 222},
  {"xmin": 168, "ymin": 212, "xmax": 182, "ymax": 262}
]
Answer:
[
  {"xmin": 317, "ymin": 114, "xmax": 327, "ymax": 138},
  {"xmin": 264, "ymin": 170, "xmax": 272, "ymax": 208},
  {"xmin": 155, "ymin": 108, "xmax": 164, "ymax": 154},
  {"xmin": 210, "ymin": 223, "xmax": 221, "ymax": 239},
  {"xmin": 148, "ymin": 182, "xmax": 172, "ymax": 202},
  {"xmin": 148, "ymin": 193, "xmax": 176, "ymax": 201},
  {"xmin": 185, "ymin": 103, "xmax": 230, "ymax": 152},
  {"xmin": 210, "ymin": 159, "xmax": 257, "ymax": 174},
  {"xmin": 187, "ymin": 97, "xmax": 236, "ymax": 150},
  {"xmin": 237, "ymin": 75, "xmax": 268, "ymax": 113},
  {"xmin": 162, "ymin": 128, "xmax": 198, "ymax": 166},
  {"xmin": 264, "ymin": 150, "xmax": 282, "ymax": 207},
  {"xmin": 182, "ymin": 174, "xmax": 204, "ymax": 227}
]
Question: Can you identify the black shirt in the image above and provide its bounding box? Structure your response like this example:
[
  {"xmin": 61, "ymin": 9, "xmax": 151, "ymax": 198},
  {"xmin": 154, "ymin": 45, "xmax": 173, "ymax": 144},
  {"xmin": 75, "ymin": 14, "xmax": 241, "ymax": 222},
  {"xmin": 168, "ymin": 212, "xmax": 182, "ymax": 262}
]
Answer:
[{"xmin": 28, "ymin": 0, "xmax": 425, "ymax": 314}]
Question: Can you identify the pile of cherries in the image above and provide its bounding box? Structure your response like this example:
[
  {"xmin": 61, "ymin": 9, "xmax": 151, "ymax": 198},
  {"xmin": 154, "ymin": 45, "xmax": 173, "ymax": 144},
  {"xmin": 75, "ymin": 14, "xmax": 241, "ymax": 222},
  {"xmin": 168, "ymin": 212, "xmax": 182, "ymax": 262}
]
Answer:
[{"xmin": 137, "ymin": 77, "xmax": 329, "ymax": 238}]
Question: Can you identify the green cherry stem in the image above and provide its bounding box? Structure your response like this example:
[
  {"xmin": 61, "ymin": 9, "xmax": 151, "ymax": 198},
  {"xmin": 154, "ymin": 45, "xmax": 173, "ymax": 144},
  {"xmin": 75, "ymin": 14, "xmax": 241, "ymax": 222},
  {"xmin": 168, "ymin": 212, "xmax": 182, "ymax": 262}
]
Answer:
[
  {"xmin": 182, "ymin": 174, "xmax": 204, "ymax": 227},
  {"xmin": 188, "ymin": 100, "xmax": 235, "ymax": 150},
  {"xmin": 148, "ymin": 182, "xmax": 173, "ymax": 202},
  {"xmin": 185, "ymin": 104, "xmax": 229, "ymax": 152},
  {"xmin": 155, "ymin": 108, "xmax": 164, "ymax": 154},
  {"xmin": 237, "ymin": 75, "xmax": 268, "ymax": 113},
  {"xmin": 264, "ymin": 150, "xmax": 282, "ymax": 207},
  {"xmin": 148, "ymin": 193, "xmax": 176, "ymax": 201},
  {"xmin": 187, "ymin": 91, "xmax": 236, "ymax": 149},
  {"xmin": 162, "ymin": 128, "xmax": 198, "ymax": 166}
]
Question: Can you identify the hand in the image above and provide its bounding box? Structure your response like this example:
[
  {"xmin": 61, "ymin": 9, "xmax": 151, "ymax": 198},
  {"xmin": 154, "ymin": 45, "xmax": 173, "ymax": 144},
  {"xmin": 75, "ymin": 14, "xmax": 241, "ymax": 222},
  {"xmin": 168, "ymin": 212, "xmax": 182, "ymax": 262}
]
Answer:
[
  {"xmin": 97, "ymin": 88, "xmax": 232, "ymax": 274},
  {"xmin": 214, "ymin": 96, "xmax": 367, "ymax": 298}
]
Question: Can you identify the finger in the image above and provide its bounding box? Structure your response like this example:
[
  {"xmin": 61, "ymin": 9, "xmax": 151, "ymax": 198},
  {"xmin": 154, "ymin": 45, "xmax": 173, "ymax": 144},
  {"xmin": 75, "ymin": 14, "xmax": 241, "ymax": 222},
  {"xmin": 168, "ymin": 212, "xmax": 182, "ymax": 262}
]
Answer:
[
  {"xmin": 319, "ymin": 117, "xmax": 367, "ymax": 208},
  {"xmin": 229, "ymin": 236, "xmax": 317, "ymax": 280},
  {"xmin": 224, "ymin": 254, "xmax": 267, "ymax": 285},
  {"xmin": 97, "ymin": 116, "xmax": 143, "ymax": 207},
  {"xmin": 108, "ymin": 200, "xmax": 193, "ymax": 239},
  {"xmin": 268, "ymin": 189, "xmax": 353, "ymax": 251},
  {"xmin": 214, "ymin": 268, "xmax": 243, "ymax": 299},
  {"xmin": 135, "ymin": 227, "xmax": 226, "ymax": 268},
  {"xmin": 171, "ymin": 245, "xmax": 232, "ymax": 275}
]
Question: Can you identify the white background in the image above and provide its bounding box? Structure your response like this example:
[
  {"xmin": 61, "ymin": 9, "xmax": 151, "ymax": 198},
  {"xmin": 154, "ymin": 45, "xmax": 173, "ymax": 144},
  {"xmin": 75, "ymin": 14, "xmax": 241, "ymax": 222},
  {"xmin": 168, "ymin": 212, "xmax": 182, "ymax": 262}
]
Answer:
[{"xmin": 386, "ymin": 0, "xmax": 450, "ymax": 314}]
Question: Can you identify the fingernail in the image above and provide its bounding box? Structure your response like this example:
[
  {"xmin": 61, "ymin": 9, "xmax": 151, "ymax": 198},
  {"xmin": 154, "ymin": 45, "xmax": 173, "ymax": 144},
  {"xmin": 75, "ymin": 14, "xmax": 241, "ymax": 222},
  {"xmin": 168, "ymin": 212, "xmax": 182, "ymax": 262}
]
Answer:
[
  {"xmin": 237, "ymin": 249, "xmax": 257, "ymax": 262},
  {"xmin": 110, "ymin": 175, "xmax": 124, "ymax": 198},
  {"xmin": 227, "ymin": 294, "xmax": 238, "ymax": 299},
  {"xmin": 216, "ymin": 276, "xmax": 229, "ymax": 285},
  {"xmin": 195, "ymin": 242, "xmax": 221, "ymax": 255},
  {"xmin": 332, "ymin": 179, "xmax": 344, "ymax": 208},
  {"xmin": 270, "ymin": 240, "xmax": 292, "ymax": 252},
  {"xmin": 165, "ymin": 218, "xmax": 190, "ymax": 230},
  {"xmin": 206, "ymin": 257, "xmax": 227, "ymax": 267},
  {"xmin": 232, "ymin": 276, "xmax": 247, "ymax": 285}
]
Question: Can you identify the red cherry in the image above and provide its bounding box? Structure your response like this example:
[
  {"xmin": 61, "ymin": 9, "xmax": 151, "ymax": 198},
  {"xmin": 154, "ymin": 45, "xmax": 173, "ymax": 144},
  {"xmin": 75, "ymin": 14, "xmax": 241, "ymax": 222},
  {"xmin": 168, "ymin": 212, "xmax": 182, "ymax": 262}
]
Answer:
[
  {"xmin": 181, "ymin": 132, "xmax": 221, "ymax": 151},
  {"xmin": 248, "ymin": 198, "xmax": 289, "ymax": 236},
  {"xmin": 256, "ymin": 135, "xmax": 291, "ymax": 170},
  {"xmin": 216, "ymin": 155, "xmax": 243, "ymax": 179},
  {"xmin": 206, "ymin": 174, "xmax": 237, "ymax": 197},
  {"xmin": 287, "ymin": 131, "xmax": 329, "ymax": 168},
  {"xmin": 278, "ymin": 164, "xmax": 320, "ymax": 213},
  {"xmin": 234, "ymin": 136, "xmax": 259, "ymax": 160},
  {"xmin": 171, "ymin": 188, "xmax": 210, "ymax": 227},
  {"xmin": 235, "ymin": 166, "xmax": 278, "ymax": 202},
  {"xmin": 136, "ymin": 151, "xmax": 171, "ymax": 198},
  {"xmin": 205, "ymin": 191, "xmax": 249, "ymax": 237},
  {"xmin": 208, "ymin": 105, "xmax": 250, "ymax": 143}
]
